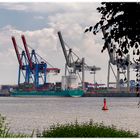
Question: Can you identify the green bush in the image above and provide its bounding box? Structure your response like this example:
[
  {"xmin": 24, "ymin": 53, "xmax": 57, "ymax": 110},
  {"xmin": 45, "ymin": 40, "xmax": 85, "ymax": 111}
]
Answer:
[
  {"xmin": 0, "ymin": 114, "xmax": 138, "ymax": 138},
  {"xmin": 40, "ymin": 120, "xmax": 139, "ymax": 138}
]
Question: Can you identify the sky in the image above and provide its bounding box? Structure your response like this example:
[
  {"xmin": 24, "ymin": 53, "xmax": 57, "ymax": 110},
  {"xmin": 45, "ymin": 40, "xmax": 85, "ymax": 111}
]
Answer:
[{"xmin": 0, "ymin": 2, "xmax": 136, "ymax": 85}]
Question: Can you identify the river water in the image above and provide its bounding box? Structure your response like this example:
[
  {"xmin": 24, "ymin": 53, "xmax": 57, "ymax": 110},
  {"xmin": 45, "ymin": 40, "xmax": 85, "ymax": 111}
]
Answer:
[{"xmin": 0, "ymin": 97, "xmax": 140, "ymax": 135}]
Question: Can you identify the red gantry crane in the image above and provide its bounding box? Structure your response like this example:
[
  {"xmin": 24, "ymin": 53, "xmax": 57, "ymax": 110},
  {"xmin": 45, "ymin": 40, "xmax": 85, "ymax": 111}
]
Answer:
[{"xmin": 12, "ymin": 35, "xmax": 60, "ymax": 89}]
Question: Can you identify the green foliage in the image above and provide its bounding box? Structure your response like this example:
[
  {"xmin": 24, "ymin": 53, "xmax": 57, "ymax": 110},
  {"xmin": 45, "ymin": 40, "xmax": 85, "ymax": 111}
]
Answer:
[
  {"xmin": 85, "ymin": 2, "xmax": 140, "ymax": 59},
  {"xmin": 89, "ymin": 3, "xmax": 140, "ymax": 55},
  {"xmin": 0, "ymin": 114, "xmax": 11, "ymax": 138},
  {"xmin": 39, "ymin": 120, "xmax": 138, "ymax": 138},
  {"xmin": 0, "ymin": 114, "xmax": 30, "ymax": 138}
]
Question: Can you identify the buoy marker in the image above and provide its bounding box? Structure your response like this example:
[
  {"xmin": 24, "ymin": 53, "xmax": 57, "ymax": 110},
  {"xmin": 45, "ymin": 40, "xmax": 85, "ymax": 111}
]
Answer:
[{"xmin": 102, "ymin": 98, "xmax": 108, "ymax": 111}]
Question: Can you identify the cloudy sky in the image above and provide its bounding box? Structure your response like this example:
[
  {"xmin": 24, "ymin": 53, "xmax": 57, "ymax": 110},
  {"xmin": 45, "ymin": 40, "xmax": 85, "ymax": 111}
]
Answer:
[{"xmin": 0, "ymin": 2, "xmax": 134, "ymax": 85}]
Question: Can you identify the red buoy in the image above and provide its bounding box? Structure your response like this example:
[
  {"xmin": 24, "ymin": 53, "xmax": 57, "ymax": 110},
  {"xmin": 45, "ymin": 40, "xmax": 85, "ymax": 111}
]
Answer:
[{"xmin": 102, "ymin": 98, "xmax": 108, "ymax": 111}]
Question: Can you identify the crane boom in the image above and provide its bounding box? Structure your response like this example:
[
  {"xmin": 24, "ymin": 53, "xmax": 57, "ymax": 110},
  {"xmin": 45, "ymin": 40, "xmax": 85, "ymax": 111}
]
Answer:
[
  {"xmin": 11, "ymin": 36, "xmax": 23, "ymax": 69},
  {"xmin": 57, "ymin": 31, "xmax": 70, "ymax": 66},
  {"xmin": 21, "ymin": 35, "xmax": 33, "ymax": 69}
]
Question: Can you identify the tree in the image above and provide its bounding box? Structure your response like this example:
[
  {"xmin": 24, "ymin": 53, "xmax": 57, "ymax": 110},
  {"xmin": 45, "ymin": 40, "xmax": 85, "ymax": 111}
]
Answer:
[{"xmin": 85, "ymin": 2, "xmax": 140, "ymax": 90}]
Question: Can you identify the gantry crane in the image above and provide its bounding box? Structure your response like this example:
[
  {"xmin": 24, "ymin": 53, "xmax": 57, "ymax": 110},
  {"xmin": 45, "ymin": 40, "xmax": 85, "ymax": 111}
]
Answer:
[
  {"xmin": 12, "ymin": 36, "xmax": 29, "ymax": 85},
  {"xmin": 102, "ymin": 27, "xmax": 130, "ymax": 92},
  {"xmin": 85, "ymin": 24, "xmax": 140, "ymax": 92},
  {"xmin": 58, "ymin": 31, "xmax": 101, "ymax": 90},
  {"xmin": 12, "ymin": 35, "xmax": 60, "ymax": 88}
]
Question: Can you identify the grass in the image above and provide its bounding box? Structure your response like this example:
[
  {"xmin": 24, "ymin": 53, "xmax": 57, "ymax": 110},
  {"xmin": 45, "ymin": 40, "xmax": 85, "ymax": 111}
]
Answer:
[
  {"xmin": 39, "ymin": 120, "xmax": 139, "ymax": 138},
  {"xmin": 0, "ymin": 114, "xmax": 31, "ymax": 138}
]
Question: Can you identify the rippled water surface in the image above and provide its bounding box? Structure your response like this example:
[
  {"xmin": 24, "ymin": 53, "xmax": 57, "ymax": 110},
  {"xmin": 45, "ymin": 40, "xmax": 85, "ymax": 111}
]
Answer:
[{"xmin": 0, "ymin": 97, "xmax": 140, "ymax": 135}]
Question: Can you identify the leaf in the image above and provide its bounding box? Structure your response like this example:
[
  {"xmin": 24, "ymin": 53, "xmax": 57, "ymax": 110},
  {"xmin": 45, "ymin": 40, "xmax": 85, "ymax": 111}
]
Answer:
[
  {"xmin": 124, "ymin": 77, "xmax": 127, "ymax": 81},
  {"xmin": 94, "ymin": 23, "xmax": 99, "ymax": 30},
  {"xmin": 97, "ymin": 7, "xmax": 100, "ymax": 11},
  {"xmin": 84, "ymin": 28, "xmax": 89, "ymax": 33},
  {"xmin": 138, "ymin": 57, "xmax": 140, "ymax": 62},
  {"xmin": 104, "ymin": 32, "xmax": 109, "ymax": 38},
  {"xmin": 125, "ymin": 61, "xmax": 129, "ymax": 66},
  {"xmin": 101, "ymin": 49, "xmax": 104, "ymax": 53},
  {"xmin": 133, "ymin": 50, "xmax": 135, "ymax": 55},
  {"xmin": 110, "ymin": 48, "xmax": 113, "ymax": 53},
  {"xmin": 123, "ymin": 48, "xmax": 129, "ymax": 54},
  {"xmin": 89, "ymin": 26, "xmax": 93, "ymax": 31},
  {"xmin": 135, "ymin": 43, "xmax": 139, "ymax": 49},
  {"xmin": 100, "ymin": 20, "xmax": 104, "ymax": 26},
  {"xmin": 137, "ymin": 49, "xmax": 140, "ymax": 55},
  {"xmin": 93, "ymin": 31, "xmax": 96, "ymax": 35},
  {"xmin": 107, "ymin": 37, "xmax": 111, "ymax": 43},
  {"xmin": 103, "ymin": 45, "xmax": 106, "ymax": 50},
  {"xmin": 130, "ymin": 41, "xmax": 134, "ymax": 48}
]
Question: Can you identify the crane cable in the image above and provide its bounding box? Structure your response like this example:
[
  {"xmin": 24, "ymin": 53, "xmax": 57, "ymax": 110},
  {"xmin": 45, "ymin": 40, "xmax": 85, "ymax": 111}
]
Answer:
[{"xmin": 26, "ymin": 44, "xmax": 56, "ymax": 68}]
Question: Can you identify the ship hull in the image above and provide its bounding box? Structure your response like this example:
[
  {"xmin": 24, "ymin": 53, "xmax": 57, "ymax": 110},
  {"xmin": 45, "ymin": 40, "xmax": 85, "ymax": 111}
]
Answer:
[{"xmin": 10, "ymin": 89, "xmax": 84, "ymax": 97}]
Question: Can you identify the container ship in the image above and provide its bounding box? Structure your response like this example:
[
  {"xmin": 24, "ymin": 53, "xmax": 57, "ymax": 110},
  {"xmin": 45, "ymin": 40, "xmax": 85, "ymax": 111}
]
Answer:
[
  {"xmin": 10, "ymin": 79, "xmax": 84, "ymax": 97},
  {"xmin": 10, "ymin": 35, "xmax": 84, "ymax": 97},
  {"xmin": 10, "ymin": 88, "xmax": 84, "ymax": 97}
]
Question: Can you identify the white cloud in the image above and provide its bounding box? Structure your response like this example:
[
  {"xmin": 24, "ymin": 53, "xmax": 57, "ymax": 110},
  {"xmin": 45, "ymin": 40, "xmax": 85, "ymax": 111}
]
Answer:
[
  {"xmin": 0, "ymin": 3, "xmax": 101, "ymax": 13},
  {"xmin": 0, "ymin": 2, "xmax": 127, "ymax": 85},
  {"xmin": 0, "ymin": 26, "xmax": 108, "ymax": 85}
]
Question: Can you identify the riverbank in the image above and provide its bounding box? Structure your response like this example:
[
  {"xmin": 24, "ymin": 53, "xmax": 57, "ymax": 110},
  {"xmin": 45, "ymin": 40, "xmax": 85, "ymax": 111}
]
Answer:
[{"xmin": 0, "ymin": 115, "xmax": 138, "ymax": 138}]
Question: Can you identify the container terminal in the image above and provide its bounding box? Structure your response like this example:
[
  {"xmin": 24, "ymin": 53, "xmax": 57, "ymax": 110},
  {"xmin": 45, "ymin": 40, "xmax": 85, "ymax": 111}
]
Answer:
[{"xmin": 0, "ymin": 30, "xmax": 139, "ymax": 97}]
